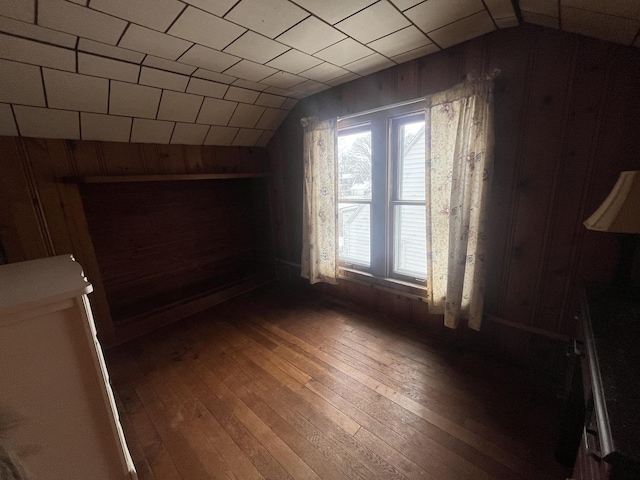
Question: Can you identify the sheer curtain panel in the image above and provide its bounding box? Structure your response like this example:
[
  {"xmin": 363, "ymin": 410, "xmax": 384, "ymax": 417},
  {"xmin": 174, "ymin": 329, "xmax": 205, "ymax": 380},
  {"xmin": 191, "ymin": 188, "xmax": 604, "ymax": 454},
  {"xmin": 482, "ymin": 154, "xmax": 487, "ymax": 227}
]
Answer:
[
  {"xmin": 426, "ymin": 77, "xmax": 496, "ymax": 330},
  {"xmin": 301, "ymin": 116, "xmax": 339, "ymax": 285}
]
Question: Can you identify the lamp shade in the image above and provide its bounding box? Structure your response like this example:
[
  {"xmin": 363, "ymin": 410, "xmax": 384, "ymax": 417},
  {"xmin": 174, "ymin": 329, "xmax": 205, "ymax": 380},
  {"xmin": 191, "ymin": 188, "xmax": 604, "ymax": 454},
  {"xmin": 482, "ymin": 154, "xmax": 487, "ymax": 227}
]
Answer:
[{"xmin": 584, "ymin": 171, "xmax": 640, "ymax": 233}]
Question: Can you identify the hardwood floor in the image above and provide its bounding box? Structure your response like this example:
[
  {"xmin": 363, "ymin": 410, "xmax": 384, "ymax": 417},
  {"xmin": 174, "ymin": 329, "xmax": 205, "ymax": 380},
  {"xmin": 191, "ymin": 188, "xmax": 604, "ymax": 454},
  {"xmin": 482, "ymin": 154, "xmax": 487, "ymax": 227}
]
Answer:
[{"xmin": 105, "ymin": 286, "xmax": 572, "ymax": 480}]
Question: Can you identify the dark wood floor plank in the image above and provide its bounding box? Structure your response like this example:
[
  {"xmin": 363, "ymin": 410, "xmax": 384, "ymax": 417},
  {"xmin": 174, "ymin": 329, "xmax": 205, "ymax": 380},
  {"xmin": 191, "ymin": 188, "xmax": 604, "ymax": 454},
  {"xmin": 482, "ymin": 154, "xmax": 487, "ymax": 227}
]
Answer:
[
  {"xmin": 192, "ymin": 329, "xmax": 380, "ymax": 480},
  {"xmin": 220, "ymin": 320, "xmax": 363, "ymax": 436},
  {"xmin": 106, "ymin": 288, "xmax": 570, "ymax": 480},
  {"xmin": 278, "ymin": 315, "xmax": 473, "ymax": 425},
  {"xmin": 253, "ymin": 317, "xmax": 542, "ymax": 478},
  {"xmin": 191, "ymin": 342, "xmax": 362, "ymax": 480}
]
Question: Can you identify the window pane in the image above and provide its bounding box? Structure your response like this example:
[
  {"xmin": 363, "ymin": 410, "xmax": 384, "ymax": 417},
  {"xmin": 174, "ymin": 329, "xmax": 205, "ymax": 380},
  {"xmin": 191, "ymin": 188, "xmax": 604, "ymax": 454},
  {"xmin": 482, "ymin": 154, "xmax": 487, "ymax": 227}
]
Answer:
[
  {"xmin": 338, "ymin": 203, "xmax": 370, "ymax": 266},
  {"xmin": 338, "ymin": 130, "xmax": 371, "ymax": 200},
  {"xmin": 393, "ymin": 205, "xmax": 427, "ymax": 278},
  {"xmin": 398, "ymin": 120, "xmax": 425, "ymax": 200}
]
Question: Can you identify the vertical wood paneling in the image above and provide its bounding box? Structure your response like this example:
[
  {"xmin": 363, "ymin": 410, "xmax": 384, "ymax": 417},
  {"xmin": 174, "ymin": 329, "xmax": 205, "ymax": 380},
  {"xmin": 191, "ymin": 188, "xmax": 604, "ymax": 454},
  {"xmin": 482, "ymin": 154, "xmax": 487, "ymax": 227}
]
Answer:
[
  {"xmin": 269, "ymin": 24, "xmax": 640, "ymax": 375},
  {"xmin": 0, "ymin": 137, "xmax": 270, "ymax": 344},
  {"xmin": 484, "ymin": 25, "xmax": 535, "ymax": 316},
  {"xmin": 501, "ymin": 31, "xmax": 577, "ymax": 333},
  {"xmin": 534, "ymin": 38, "xmax": 615, "ymax": 334}
]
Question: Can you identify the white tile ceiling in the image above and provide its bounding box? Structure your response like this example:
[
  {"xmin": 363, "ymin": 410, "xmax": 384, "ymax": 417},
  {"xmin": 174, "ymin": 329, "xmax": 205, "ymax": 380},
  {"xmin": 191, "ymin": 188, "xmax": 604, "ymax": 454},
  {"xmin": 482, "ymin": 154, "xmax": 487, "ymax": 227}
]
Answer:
[{"xmin": 0, "ymin": 0, "xmax": 637, "ymax": 146}]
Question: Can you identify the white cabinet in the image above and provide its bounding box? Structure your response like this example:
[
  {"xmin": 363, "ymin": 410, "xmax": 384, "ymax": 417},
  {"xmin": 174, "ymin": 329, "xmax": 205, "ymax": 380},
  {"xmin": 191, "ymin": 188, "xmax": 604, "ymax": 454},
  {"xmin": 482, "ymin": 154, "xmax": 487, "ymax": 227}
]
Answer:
[{"xmin": 0, "ymin": 255, "xmax": 136, "ymax": 480}]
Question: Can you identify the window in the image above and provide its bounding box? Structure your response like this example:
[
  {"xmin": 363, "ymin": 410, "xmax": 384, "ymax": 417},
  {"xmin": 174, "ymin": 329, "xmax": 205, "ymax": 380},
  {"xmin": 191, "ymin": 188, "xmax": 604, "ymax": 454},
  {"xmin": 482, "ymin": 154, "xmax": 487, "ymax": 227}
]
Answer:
[{"xmin": 337, "ymin": 103, "xmax": 427, "ymax": 285}]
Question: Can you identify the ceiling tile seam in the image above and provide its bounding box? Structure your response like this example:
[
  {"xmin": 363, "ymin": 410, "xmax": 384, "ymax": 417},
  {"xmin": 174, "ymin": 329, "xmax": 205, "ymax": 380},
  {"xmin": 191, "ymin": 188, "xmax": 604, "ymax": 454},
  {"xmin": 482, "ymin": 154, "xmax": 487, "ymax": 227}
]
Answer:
[
  {"xmin": 562, "ymin": 4, "xmax": 640, "ymax": 23},
  {"xmin": 5, "ymin": 104, "xmax": 265, "ymax": 132},
  {"xmin": 363, "ymin": 25, "xmax": 430, "ymax": 53},
  {"xmin": 267, "ymin": 9, "xmax": 313, "ymax": 41},
  {"xmin": 426, "ymin": 8, "xmax": 491, "ymax": 35},
  {"xmin": 78, "ymin": 106, "xmax": 82, "ymax": 140},
  {"xmin": 107, "ymin": 78, "xmax": 111, "ymax": 117},
  {"xmin": 202, "ymin": 124, "xmax": 213, "ymax": 146},
  {"xmin": 229, "ymin": 126, "xmax": 241, "ymax": 146},
  {"xmin": 175, "ymin": 44, "xmax": 243, "ymax": 75},
  {"xmin": 221, "ymin": 0, "xmax": 243, "ymax": 18},
  {"xmin": 163, "ymin": 3, "xmax": 188, "ymax": 34},
  {"xmin": 39, "ymin": 66, "xmax": 48, "ymax": 108},
  {"xmin": 127, "ymin": 111, "xmax": 134, "ymax": 142},
  {"xmin": 225, "ymin": 101, "xmax": 241, "ymax": 129},
  {"xmin": 9, "ymin": 104, "xmax": 20, "ymax": 136},
  {"xmin": 168, "ymin": 121, "xmax": 177, "ymax": 144},
  {"xmin": 154, "ymin": 89, "xmax": 166, "ymax": 121},
  {"xmin": 225, "ymin": 35, "xmax": 294, "ymax": 65},
  {"xmin": 33, "ymin": 0, "xmax": 37, "ymax": 24},
  {"xmin": 385, "ymin": 0, "xmax": 443, "ymax": 50},
  {"xmin": 287, "ymin": 0, "xmax": 378, "ymax": 27},
  {"xmin": 389, "ymin": 43, "xmax": 436, "ymax": 61},
  {"xmin": 169, "ymin": 123, "xmax": 179, "ymax": 144},
  {"xmin": 332, "ymin": 4, "xmax": 411, "ymax": 46},
  {"xmin": 520, "ymin": 11, "xmax": 559, "ymax": 21},
  {"xmin": 479, "ymin": 1, "xmax": 500, "ymax": 30},
  {"xmin": 4, "ymin": 56, "xmax": 244, "ymax": 110},
  {"xmin": 115, "ymin": 21, "xmax": 130, "ymax": 45},
  {"xmin": 18, "ymin": 9, "xmax": 369, "ymax": 85},
  {"xmin": 193, "ymin": 92, "xmax": 208, "ymax": 123},
  {"xmin": 0, "ymin": 29, "xmax": 78, "ymax": 55},
  {"xmin": 0, "ymin": 30, "xmax": 165, "ymax": 74}
]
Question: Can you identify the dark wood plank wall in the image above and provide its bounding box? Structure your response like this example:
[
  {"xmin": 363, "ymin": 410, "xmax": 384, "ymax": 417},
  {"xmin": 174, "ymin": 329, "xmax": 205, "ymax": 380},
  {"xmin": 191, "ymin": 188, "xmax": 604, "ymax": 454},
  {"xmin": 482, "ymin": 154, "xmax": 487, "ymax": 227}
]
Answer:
[
  {"xmin": 266, "ymin": 24, "xmax": 640, "ymax": 379},
  {"xmin": 0, "ymin": 137, "xmax": 269, "ymax": 344},
  {"xmin": 80, "ymin": 179, "xmax": 270, "ymax": 324}
]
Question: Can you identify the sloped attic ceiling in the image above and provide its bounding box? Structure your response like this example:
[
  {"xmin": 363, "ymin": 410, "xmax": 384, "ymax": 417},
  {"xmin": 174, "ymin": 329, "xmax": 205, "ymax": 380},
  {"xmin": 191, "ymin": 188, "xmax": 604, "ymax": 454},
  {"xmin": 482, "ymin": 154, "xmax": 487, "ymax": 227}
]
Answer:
[{"xmin": 0, "ymin": 0, "xmax": 638, "ymax": 147}]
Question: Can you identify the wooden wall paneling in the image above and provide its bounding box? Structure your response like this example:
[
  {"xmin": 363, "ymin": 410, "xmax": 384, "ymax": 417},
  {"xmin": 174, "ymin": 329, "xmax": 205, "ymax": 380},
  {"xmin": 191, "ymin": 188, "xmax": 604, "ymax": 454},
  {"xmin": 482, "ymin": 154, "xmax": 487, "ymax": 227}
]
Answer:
[
  {"xmin": 80, "ymin": 179, "xmax": 271, "ymax": 328},
  {"xmin": 139, "ymin": 144, "xmax": 163, "ymax": 173},
  {"xmin": 185, "ymin": 145, "xmax": 205, "ymax": 173},
  {"xmin": 28, "ymin": 138, "xmax": 117, "ymax": 341},
  {"xmin": 461, "ymin": 33, "xmax": 488, "ymax": 79},
  {"xmin": 397, "ymin": 61, "xmax": 420, "ymax": 102},
  {"xmin": 352, "ymin": 76, "xmax": 384, "ymax": 116},
  {"xmin": 266, "ymin": 138, "xmax": 288, "ymax": 261},
  {"xmin": 483, "ymin": 27, "xmax": 536, "ymax": 317},
  {"xmin": 533, "ymin": 37, "xmax": 615, "ymax": 335},
  {"xmin": 101, "ymin": 142, "xmax": 147, "ymax": 175},
  {"xmin": 525, "ymin": 34, "xmax": 582, "ymax": 334},
  {"xmin": 417, "ymin": 45, "xmax": 464, "ymax": 98},
  {"xmin": 66, "ymin": 140, "xmax": 104, "ymax": 175},
  {"xmin": 22, "ymin": 139, "xmax": 75, "ymax": 256},
  {"xmin": 574, "ymin": 46, "xmax": 640, "ymax": 312},
  {"xmin": 156, "ymin": 144, "xmax": 187, "ymax": 174},
  {"xmin": 1, "ymin": 134, "xmax": 272, "ymax": 343},
  {"xmin": 280, "ymin": 118, "xmax": 305, "ymax": 263},
  {"xmin": 500, "ymin": 30, "xmax": 578, "ymax": 333},
  {"xmin": 0, "ymin": 137, "xmax": 52, "ymax": 261},
  {"xmin": 316, "ymin": 87, "xmax": 343, "ymax": 121}
]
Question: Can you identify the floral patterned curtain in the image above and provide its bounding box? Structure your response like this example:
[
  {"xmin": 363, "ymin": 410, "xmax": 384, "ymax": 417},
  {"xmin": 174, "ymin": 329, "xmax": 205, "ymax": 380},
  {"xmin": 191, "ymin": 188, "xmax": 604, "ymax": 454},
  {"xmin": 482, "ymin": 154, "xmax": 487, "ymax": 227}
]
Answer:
[
  {"xmin": 426, "ymin": 77, "xmax": 495, "ymax": 330},
  {"xmin": 301, "ymin": 116, "xmax": 339, "ymax": 285}
]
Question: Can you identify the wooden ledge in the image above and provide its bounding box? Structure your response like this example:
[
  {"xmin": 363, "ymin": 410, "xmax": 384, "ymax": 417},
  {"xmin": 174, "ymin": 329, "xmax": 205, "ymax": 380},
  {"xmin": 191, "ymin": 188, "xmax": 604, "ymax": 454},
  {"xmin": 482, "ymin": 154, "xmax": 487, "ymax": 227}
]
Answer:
[{"xmin": 61, "ymin": 173, "xmax": 272, "ymax": 183}]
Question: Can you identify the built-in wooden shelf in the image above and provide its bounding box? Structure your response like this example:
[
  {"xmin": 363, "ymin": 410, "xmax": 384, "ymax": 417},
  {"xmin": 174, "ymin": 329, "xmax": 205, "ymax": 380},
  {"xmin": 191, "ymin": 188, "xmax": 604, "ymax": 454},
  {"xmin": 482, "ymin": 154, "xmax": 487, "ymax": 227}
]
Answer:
[{"xmin": 63, "ymin": 172, "xmax": 272, "ymax": 183}]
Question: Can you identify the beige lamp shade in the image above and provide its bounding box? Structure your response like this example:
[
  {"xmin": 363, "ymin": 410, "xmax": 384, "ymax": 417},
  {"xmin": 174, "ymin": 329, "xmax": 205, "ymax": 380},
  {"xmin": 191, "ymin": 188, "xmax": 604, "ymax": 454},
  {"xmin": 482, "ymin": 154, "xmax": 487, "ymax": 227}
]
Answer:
[{"xmin": 584, "ymin": 171, "xmax": 640, "ymax": 233}]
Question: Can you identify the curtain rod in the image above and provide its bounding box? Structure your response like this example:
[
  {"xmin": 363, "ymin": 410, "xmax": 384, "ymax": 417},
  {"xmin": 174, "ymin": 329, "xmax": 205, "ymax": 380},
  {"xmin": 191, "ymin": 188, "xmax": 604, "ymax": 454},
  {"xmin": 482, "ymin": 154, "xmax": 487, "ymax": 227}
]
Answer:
[{"xmin": 337, "ymin": 97, "xmax": 425, "ymax": 122}]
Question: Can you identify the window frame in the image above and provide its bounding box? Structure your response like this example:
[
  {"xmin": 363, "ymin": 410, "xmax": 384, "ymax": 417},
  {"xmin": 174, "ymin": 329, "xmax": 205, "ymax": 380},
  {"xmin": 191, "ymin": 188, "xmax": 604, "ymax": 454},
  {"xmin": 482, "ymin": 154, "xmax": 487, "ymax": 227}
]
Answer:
[{"xmin": 337, "ymin": 102, "xmax": 427, "ymax": 287}]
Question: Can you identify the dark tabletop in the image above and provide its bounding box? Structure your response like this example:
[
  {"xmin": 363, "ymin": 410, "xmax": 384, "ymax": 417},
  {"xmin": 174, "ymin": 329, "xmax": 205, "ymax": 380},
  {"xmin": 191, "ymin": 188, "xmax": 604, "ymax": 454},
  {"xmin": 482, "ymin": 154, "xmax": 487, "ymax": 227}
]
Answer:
[{"xmin": 584, "ymin": 283, "xmax": 640, "ymax": 466}]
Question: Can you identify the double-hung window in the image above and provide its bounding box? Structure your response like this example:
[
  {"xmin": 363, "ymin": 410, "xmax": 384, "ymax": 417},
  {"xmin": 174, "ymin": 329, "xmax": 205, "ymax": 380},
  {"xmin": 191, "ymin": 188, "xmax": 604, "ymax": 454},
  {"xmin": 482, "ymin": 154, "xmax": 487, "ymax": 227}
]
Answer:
[{"xmin": 337, "ymin": 103, "xmax": 427, "ymax": 286}]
